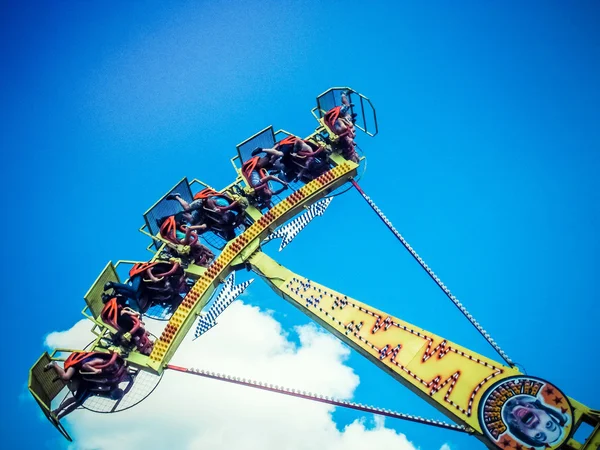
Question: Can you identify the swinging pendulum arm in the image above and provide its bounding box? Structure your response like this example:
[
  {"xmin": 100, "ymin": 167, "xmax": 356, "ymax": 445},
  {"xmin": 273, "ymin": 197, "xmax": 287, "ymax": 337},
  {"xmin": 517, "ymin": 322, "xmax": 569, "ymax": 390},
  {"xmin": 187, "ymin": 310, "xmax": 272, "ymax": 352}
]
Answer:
[
  {"xmin": 247, "ymin": 251, "xmax": 596, "ymax": 450},
  {"xmin": 247, "ymin": 250, "xmax": 516, "ymax": 440}
]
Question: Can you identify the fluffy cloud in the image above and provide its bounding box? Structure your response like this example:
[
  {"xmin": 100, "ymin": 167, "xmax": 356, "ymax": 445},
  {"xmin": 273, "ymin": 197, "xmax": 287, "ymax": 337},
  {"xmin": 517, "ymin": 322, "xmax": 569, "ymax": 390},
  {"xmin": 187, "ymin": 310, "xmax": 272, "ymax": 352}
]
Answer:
[{"xmin": 45, "ymin": 301, "xmax": 418, "ymax": 450}]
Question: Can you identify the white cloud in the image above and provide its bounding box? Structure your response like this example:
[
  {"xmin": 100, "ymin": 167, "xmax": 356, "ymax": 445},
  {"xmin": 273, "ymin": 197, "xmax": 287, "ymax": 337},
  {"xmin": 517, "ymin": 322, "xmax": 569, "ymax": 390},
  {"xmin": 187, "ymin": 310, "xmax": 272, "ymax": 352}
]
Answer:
[
  {"xmin": 439, "ymin": 444, "xmax": 451, "ymax": 450},
  {"xmin": 45, "ymin": 319, "xmax": 96, "ymax": 350},
  {"xmin": 44, "ymin": 301, "xmax": 418, "ymax": 450}
]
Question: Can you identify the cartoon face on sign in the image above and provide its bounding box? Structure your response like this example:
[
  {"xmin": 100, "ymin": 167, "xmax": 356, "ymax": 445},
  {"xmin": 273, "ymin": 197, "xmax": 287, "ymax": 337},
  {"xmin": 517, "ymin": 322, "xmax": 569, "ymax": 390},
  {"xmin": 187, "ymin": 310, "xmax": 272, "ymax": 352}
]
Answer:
[
  {"xmin": 502, "ymin": 396, "xmax": 568, "ymax": 446},
  {"xmin": 478, "ymin": 376, "xmax": 573, "ymax": 449}
]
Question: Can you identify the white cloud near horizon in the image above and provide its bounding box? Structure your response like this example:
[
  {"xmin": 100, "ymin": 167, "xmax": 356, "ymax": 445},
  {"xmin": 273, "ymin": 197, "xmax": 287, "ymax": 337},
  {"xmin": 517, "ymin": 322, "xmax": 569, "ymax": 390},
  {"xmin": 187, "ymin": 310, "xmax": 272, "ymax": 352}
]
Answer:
[{"xmin": 43, "ymin": 301, "xmax": 421, "ymax": 450}]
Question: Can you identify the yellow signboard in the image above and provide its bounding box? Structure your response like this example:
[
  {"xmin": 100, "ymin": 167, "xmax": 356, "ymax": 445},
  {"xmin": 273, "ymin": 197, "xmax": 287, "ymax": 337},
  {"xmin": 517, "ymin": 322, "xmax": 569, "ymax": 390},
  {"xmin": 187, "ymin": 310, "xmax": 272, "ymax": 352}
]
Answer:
[{"xmin": 249, "ymin": 251, "xmax": 522, "ymax": 433}]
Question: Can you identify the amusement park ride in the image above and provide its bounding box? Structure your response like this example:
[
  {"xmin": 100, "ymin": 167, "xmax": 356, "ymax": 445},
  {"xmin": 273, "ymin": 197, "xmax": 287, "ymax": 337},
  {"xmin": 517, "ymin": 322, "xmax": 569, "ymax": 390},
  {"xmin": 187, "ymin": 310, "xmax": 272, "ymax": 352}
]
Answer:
[{"xmin": 29, "ymin": 88, "xmax": 599, "ymax": 449}]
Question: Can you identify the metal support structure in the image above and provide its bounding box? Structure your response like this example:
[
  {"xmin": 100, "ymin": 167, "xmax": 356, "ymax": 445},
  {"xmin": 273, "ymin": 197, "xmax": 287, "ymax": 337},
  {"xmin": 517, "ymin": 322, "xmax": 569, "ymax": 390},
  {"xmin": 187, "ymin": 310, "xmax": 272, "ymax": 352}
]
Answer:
[
  {"xmin": 350, "ymin": 180, "xmax": 515, "ymax": 368},
  {"xmin": 247, "ymin": 251, "xmax": 596, "ymax": 450},
  {"xmin": 166, "ymin": 364, "xmax": 471, "ymax": 434},
  {"xmin": 29, "ymin": 86, "xmax": 598, "ymax": 449}
]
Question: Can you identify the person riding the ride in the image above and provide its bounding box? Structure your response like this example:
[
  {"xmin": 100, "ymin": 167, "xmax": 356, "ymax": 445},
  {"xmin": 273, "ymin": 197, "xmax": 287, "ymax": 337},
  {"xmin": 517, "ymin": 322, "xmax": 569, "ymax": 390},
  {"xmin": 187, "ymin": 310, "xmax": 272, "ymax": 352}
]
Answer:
[
  {"xmin": 44, "ymin": 351, "xmax": 128, "ymax": 420},
  {"xmin": 253, "ymin": 136, "xmax": 328, "ymax": 182},
  {"xmin": 100, "ymin": 296, "xmax": 154, "ymax": 355},
  {"xmin": 241, "ymin": 154, "xmax": 288, "ymax": 206},
  {"xmin": 323, "ymin": 92, "xmax": 359, "ymax": 163},
  {"xmin": 158, "ymin": 215, "xmax": 215, "ymax": 267},
  {"xmin": 167, "ymin": 189, "xmax": 243, "ymax": 240},
  {"xmin": 104, "ymin": 260, "xmax": 187, "ymax": 311}
]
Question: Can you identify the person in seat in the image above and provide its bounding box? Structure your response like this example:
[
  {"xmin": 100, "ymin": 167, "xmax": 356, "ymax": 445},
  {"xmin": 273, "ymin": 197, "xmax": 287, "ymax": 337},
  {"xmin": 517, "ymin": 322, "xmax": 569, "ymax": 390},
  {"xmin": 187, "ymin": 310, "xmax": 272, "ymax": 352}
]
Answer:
[
  {"xmin": 284, "ymin": 137, "xmax": 329, "ymax": 181},
  {"xmin": 340, "ymin": 91, "xmax": 358, "ymax": 122},
  {"xmin": 197, "ymin": 189, "xmax": 243, "ymax": 227},
  {"xmin": 167, "ymin": 189, "xmax": 243, "ymax": 240},
  {"xmin": 158, "ymin": 216, "xmax": 215, "ymax": 267},
  {"xmin": 100, "ymin": 296, "xmax": 154, "ymax": 355},
  {"xmin": 241, "ymin": 155, "xmax": 288, "ymax": 206},
  {"xmin": 104, "ymin": 260, "xmax": 186, "ymax": 310},
  {"xmin": 44, "ymin": 352, "xmax": 128, "ymax": 420},
  {"xmin": 254, "ymin": 136, "xmax": 328, "ymax": 182},
  {"xmin": 323, "ymin": 92, "xmax": 359, "ymax": 163},
  {"xmin": 166, "ymin": 193, "xmax": 207, "ymax": 226}
]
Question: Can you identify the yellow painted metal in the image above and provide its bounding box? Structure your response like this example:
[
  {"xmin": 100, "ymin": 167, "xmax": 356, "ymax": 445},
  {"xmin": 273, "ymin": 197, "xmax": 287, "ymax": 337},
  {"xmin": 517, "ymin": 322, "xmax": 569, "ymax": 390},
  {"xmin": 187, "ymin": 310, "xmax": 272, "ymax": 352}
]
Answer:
[
  {"xmin": 146, "ymin": 161, "xmax": 358, "ymax": 372},
  {"xmin": 141, "ymin": 176, "xmax": 189, "ymax": 217},
  {"xmin": 83, "ymin": 262, "xmax": 120, "ymax": 319},
  {"xmin": 30, "ymin": 87, "xmax": 599, "ymax": 448},
  {"xmin": 29, "ymin": 352, "xmax": 66, "ymax": 413},
  {"xmin": 236, "ymin": 125, "xmax": 274, "ymax": 148},
  {"xmin": 247, "ymin": 251, "xmax": 598, "ymax": 450},
  {"xmin": 311, "ymin": 87, "xmax": 378, "ymax": 137},
  {"xmin": 28, "ymin": 352, "xmax": 73, "ymax": 441},
  {"xmin": 78, "ymin": 255, "xmax": 211, "ymax": 369}
]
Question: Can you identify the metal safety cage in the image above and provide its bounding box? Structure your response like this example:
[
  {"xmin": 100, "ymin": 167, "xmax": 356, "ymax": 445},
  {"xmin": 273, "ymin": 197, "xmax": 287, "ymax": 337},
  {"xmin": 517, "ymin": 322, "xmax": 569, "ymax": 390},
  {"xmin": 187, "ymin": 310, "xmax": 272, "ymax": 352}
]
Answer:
[
  {"xmin": 234, "ymin": 126, "xmax": 291, "ymax": 211},
  {"xmin": 29, "ymin": 353, "xmax": 67, "ymax": 414},
  {"xmin": 28, "ymin": 352, "xmax": 72, "ymax": 440},
  {"xmin": 142, "ymin": 178, "xmax": 195, "ymax": 250},
  {"xmin": 235, "ymin": 126, "xmax": 277, "ymax": 163},
  {"xmin": 187, "ymin": 179, "xmax": 251, "ymax": 251},
  {"xmin": 28, "ymin": 347, "xmax": 97, "ymax": 442},
  {"xmin": 313, "ymin": 87, "xmax": 378, "ymax": 137},
  {"xmin": 82, "ymin": 262, "xmax": 121, "ymax": 320},
  {"xmin": 271, "ymin": 128, "xmax": 329, "ymax": 193}
]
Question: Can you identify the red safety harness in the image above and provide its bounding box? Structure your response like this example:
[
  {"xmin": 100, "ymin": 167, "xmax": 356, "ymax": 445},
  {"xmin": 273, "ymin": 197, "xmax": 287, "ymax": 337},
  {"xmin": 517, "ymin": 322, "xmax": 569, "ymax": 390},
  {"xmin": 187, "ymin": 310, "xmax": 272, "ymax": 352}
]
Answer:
[
  {"xmin": 324, "ymin": 106, "xmax": 341, "ymax": 131},
  {"xmin": 159, "ymin": 216, "xmax": 198, "ymax": 246},
  {"xmin": 241, "ymin": 156, "xmax": 268, "ymax": 187},
  {"xmin": 64, "ymin": 351, "xmax": 119, "ymax": 371}
]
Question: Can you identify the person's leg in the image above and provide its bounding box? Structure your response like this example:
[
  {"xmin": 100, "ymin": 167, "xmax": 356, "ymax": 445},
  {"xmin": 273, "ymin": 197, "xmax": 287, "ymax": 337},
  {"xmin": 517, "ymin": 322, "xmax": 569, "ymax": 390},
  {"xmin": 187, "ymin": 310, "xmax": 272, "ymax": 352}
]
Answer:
[
  {"xmin": 342, "ymin": 136, "xmax": 354, "ymax": 149},
  {"xmin": 272, "ymin": 185, "xmax": 287, "ymax": 195},
  {"xmin": 45, "ymin": 363, "xmax": 75, "ymax": 382},
  {"xmin": 253, "ymin": 147, "xmax": 283, "ymax": 159},
  {"xmin": 333, "ymin": 120, "xmax": 347, "ymax": 136},
  {"xmin": 145, "ymin": 283, "xmax": 169, "ymax": 292},
  {"xmin": 150, "ymin": 292, "xmax": 173, "ymax": 302},
  {"xmin": 106, "ymin": 281, "xmax": 138, "ymax": 300},
  {"xmin": 182, "ymin": 228, "xmax": 195, "ymax": 245},
  {"xmin": 166, "ymin": 193, "xmax": 191, "ymax": 210},
  {"xmin": 341, "ymin": 91, "xmax": 352, "ymax": 107},
  {"xmin": 220, "ymin": 211, "xmax": 235, "ymax": 226},
  {"xmin": 53, "ymin": 396, "xmax": 81, "ymax": 420},
  {"xmin": 129, "ymin": 276, "xmax": 142, "ymax": 292},
  {"xmin": 343, "ymin": 145, "xmax": 359, "ymax": 163}
]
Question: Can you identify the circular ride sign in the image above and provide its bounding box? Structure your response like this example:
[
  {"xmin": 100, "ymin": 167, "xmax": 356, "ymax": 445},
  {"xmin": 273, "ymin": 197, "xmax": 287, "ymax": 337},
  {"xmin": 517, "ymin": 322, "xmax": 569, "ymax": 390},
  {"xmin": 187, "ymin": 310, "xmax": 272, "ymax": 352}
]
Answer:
[{"xmin": 478, "ymin": 375, "xmax": 574, "ymax": 450}]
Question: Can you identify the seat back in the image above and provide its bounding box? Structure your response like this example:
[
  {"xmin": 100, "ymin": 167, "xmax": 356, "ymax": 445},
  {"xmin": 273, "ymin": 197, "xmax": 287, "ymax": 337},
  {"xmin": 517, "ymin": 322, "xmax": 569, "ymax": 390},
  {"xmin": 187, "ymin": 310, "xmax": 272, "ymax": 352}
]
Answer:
[
  {"xmin": 315, "ymin": 87, "xmax": 378, "ymax": 137},
  {"xmin": 28, "ymin": 353, "xmax": 73, "ymax": 441},
  {"xmin": 236, "ymin": 126, "xmax": 276, "ymax": 163},
  {"xmin": 84, "ymin": 262, "xmax": 120, "ymax": 319},
  {"xmin": 143, "ymin": 177, "xmax": 195, "ymax": 250}
]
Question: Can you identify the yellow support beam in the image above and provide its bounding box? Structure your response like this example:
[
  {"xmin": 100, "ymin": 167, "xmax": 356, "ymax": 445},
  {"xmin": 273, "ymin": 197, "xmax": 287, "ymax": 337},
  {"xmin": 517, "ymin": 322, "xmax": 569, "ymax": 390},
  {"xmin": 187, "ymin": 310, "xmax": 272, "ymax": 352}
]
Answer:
[
  {"xmin": 146, "ymin": 161, "xmax": 358, "ymax": 372},
  {"xmin": 248, "ymin": 251, "xmax": 596, "ymax": 450}
]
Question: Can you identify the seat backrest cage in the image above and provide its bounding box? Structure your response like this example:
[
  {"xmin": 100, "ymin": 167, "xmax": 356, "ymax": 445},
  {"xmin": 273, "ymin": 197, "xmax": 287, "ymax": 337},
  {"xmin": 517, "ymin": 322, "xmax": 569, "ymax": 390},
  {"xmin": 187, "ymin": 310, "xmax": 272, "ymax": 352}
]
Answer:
[
  {"xmin": 82, "ymin": 260, "xmax": 174, "ymax": 339},
  {"xmin": 314, "ymin": 87, "xmax": 378, "ymax": 137},
  {"xmin": 29, "ymin": 347, "xmax": 110, "ymax": 441},
  {"xmin": 82, "ymin": 262, "xmax": 121, "ymax": 321},
  {"xmin": 186, "ymin": 179, "xmax": 251, "ymax": 250},
  {"xmin": 28, "ymin": 352, "xmax": 73, "ymax": 440},
  {"xmin": 141, "ymin": 177, "xmax": 195, "ymax": 251},
  {"xmin": 236, "ymin": 126, "xmax": 277, "ymax": 164}
]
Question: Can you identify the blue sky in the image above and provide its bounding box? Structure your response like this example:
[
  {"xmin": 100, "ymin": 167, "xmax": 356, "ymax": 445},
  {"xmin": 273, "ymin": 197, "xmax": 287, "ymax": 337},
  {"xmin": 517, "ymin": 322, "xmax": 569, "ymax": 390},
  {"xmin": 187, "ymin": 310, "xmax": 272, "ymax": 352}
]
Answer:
[{"xmin": 2, "ymin": 1, "xmax": 599, "ymax": 449}]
